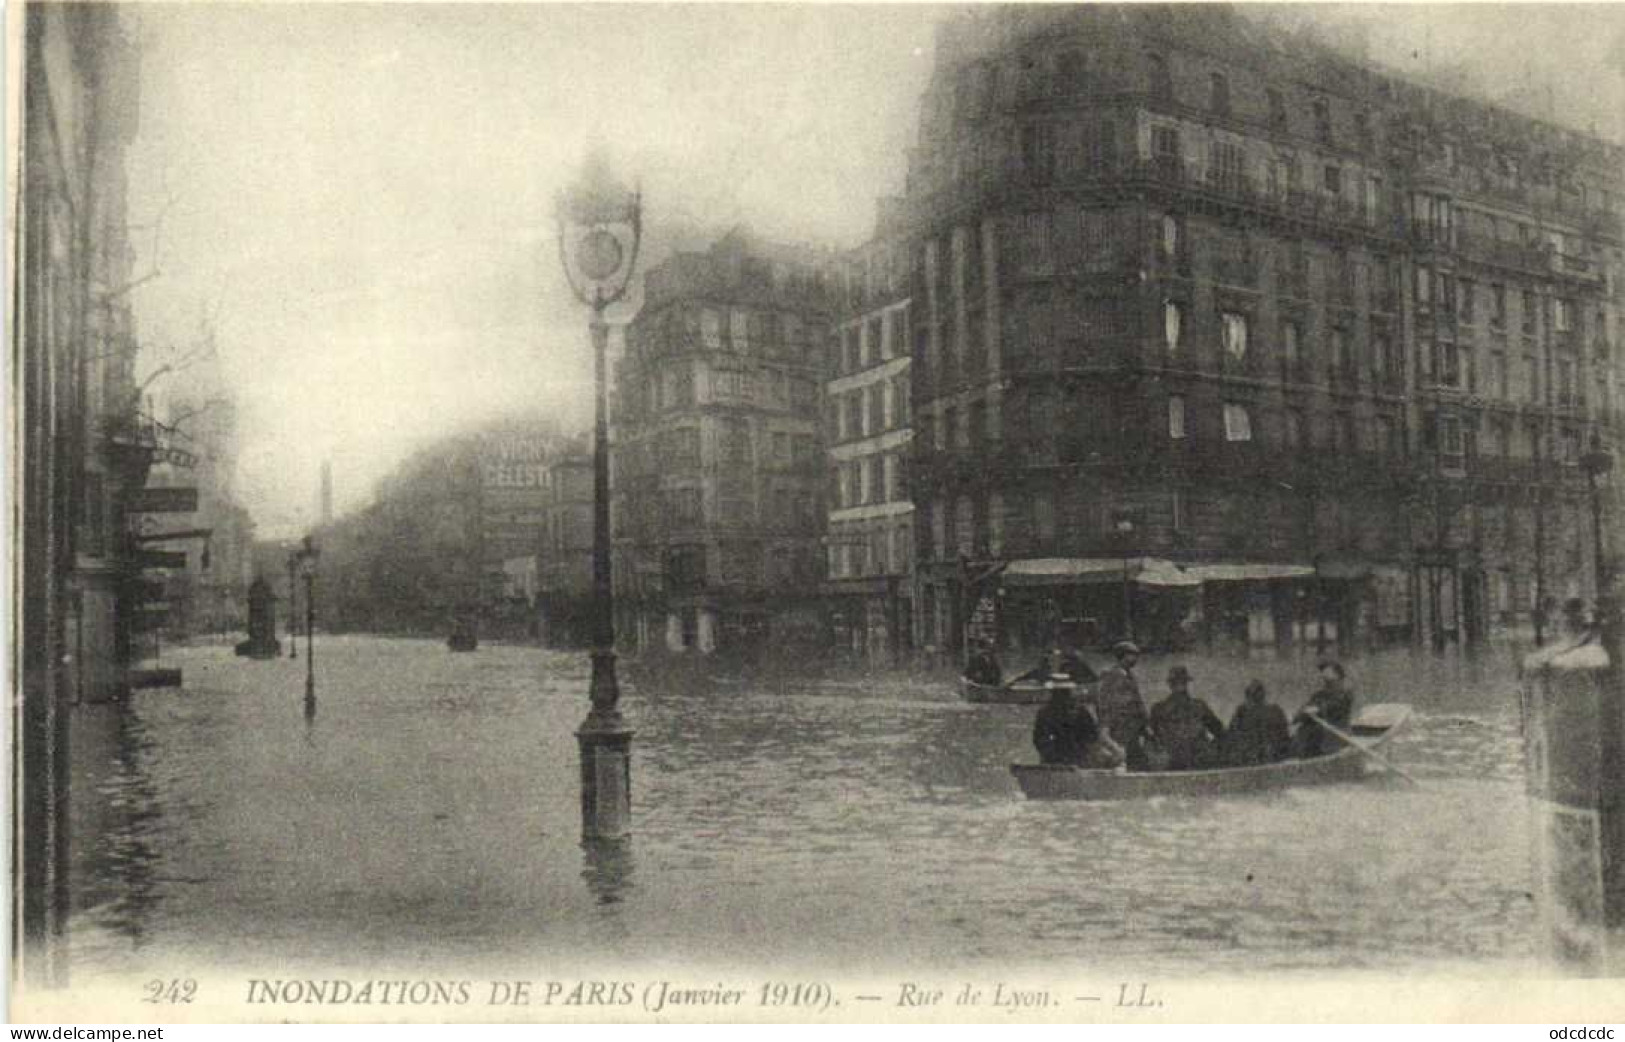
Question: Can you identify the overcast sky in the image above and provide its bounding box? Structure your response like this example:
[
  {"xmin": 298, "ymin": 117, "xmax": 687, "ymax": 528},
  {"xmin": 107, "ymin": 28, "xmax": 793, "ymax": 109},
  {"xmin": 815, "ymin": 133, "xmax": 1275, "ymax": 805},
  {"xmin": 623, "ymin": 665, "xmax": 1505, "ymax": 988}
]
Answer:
[{"xmin": 119, "ymin": 3, "xmax": 1625, "ymax": 539}]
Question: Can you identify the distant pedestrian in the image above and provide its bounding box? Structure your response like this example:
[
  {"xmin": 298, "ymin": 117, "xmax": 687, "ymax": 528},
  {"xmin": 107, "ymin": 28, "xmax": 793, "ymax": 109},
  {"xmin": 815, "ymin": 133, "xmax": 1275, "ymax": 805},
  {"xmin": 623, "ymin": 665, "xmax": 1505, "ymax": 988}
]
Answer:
[
  {"xmin": 1222, "ymin": 679, "xmax": 1291, "ymax": 766},
  {"xmin": 965, "ymin": 640, "xmax": 1003, "ymax": 686}
]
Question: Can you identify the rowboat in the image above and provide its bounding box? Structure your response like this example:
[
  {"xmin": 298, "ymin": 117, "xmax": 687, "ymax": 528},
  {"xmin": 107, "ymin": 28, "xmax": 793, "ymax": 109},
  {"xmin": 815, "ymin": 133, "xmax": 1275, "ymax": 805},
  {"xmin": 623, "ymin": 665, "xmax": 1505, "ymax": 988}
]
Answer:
[
  {"xmin": 1010, "ymin": 702, "xmax": 1413, "ymax": 800},
  {"xmin": 960, "ymin": 676, "xmax": 1051, "ymax": 705}
]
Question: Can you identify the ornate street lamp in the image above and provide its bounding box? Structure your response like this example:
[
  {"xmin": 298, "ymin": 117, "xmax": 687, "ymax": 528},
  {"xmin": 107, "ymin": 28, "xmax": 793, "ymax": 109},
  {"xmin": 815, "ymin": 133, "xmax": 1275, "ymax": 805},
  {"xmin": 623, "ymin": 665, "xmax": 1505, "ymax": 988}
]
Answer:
[
  {"xmin": 556, "ymin": 148, "xmax": 641, "ymax": 840},
  {"xmin": 292, "ymin": 536, "xmax": 320, "ymax": 715}
]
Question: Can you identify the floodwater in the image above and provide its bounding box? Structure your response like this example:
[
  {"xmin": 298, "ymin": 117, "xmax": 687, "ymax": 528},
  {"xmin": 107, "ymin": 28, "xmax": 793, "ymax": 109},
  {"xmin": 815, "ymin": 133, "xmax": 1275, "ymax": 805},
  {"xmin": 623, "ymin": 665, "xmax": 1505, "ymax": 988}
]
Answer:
[{"xmin": 67, "ymin": 637, "xmax": 1537, "ymax": 982}]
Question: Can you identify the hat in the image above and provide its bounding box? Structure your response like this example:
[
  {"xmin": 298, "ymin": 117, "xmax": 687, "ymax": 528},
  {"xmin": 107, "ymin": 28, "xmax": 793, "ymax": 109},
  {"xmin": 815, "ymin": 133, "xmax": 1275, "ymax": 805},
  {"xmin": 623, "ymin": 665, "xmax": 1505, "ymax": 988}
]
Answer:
[
  {"xmin": 1244, "ymin": 679, "xmax": 1266, "ymax": 698},
  {"xmin": 1317, "ymin": 659, "xmax": 1345, "ymax": 679},
  {"xmin": 1112, "ymin": 640, "xmax": 1142, "ymax": 657},
  {"xmin": 1167, "ymin": 665, "xmax": 1192, "ymax": 683}
]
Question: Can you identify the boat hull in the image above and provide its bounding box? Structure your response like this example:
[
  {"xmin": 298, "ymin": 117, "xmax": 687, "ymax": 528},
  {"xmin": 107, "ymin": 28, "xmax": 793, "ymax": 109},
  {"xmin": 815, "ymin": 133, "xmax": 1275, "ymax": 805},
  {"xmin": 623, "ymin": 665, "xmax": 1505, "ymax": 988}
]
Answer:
[
  {"xmin": 961, "ymin": 676, "xmax": 1049, "ymax": 705},
  {"xmin": 1011, "ymin": 703, "xmax": 1411, "ymax": 800}
]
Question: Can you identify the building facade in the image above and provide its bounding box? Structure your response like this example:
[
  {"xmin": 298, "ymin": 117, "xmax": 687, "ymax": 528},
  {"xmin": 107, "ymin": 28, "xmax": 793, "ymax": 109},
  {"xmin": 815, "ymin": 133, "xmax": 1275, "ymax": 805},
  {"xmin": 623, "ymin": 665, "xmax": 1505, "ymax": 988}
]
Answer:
[
  {"xmin": 14, "ymin": 2, "xmax": 145, "ymax": 983},
  {"xmin": 823, "ymin": 225, "xmax": 918, "ymax": 663},
  {"xmin": 538, "ymin": 447, "xmax": 594, "ymax": 648},
  {"xmin": 614, "ymin": 227, "xmax": 837, "ymax": 657},
  {"xmin": 897, "ymin": 5, "xmax": 1622, "ymax": 659}
]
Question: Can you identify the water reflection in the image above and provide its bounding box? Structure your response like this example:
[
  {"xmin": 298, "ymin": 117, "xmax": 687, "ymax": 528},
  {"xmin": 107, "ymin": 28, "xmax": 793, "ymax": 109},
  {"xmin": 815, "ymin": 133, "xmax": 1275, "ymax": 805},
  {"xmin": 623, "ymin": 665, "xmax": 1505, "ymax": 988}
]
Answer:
[
  {"xmin": 581, "ymin": 838, "xmax": 635, "ymax": 906},
  {"xmin": 64, "ymin": 639, "xmax": 1541, "ymax": 978},
  {"xmin": 69, "ymin": 703, "xmax": 163, "ymax": 950}
]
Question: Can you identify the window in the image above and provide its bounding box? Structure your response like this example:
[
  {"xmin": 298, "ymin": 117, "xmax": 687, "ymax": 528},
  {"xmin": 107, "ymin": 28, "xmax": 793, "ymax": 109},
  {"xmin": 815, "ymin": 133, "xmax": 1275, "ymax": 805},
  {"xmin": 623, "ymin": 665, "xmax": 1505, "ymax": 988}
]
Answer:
[
  {"xmin": 1267, "ymin": 87, "xmax": 1286, "ymax": 127},
  {"xmin": 1355, "ymin": 112, "xmax": 1372, "ymax": 152},
  {"xmin": 1160, "ymin": 214, "xmax": 1180, "ymax": 258},
  {"xmin": 1283, "ymin": 320, "xmax": 1301, "ymax": 371},
  {"xmin": 1416, "ymin": 265, "xmax": 1432, "ymax": 309},
  {"xmin": 1152, "ymin": 125, "xmax": 1180, "ymax": 162},
  {"xmin": 1056, "ymin": 50, "xmax": 1086, "ymax": 94},
  {"xmin": 1313, "ymin": 97, "xmax": 1332, "ymax": 144},
  {"xmin": 1022, "ymin": 124, "xmax": 1055, "ymax": 184},
  {"xmin": 1377, "ymin": 415, "xmax": 1399, "ymax": 457},
  {"xmin": 1525, "ymin": 289, "xmax": 1541, "ymax": 335},
  {"xmin": 1221, "ymin": 311, "xmax": 1249, "ymax": 360},
  {"xmin": 1211, "ymin": 142, "xmax": 1245, "ymax": 189},
  {"xmin": 1223, "ymin": 403, "xmax": 1253, "ymax": 442},
  {"xmin": 1491, "ymin": 284, "xmax": 1506, "ymax": 328},
  {"xmin": 1491, "ymin": 350, "xmax": 1508, "ymax": 399},
  {"xmin": 1286, "ymin": 409, "xmax": 1306, "ymax": 450},
  {"xmin": 1164, "ymin": 300, "xmax": 1183, "ymax": 352},
  {"xmin": 1555, "ymin": 298, "xmax": 1573, "ymax": 333},
  {"xmin": 869, "ymin": 457, "xmax": 886, "ymax": 503},
  {"xmin": 1331, "ymin": 327, "xmax": 1349, "ymax": 376},
  {"xmin": 1526, "ymin": 354, "xmax": 1542, "ymax": 403},
  {"xmin": 730, "ymin": 308, "xmax": 751, "ymax": 352},
  {"xmin": 1168, "ymin": 395, "xmax": 1186, "ymax": 439},
  {"xmin": 1439, "ymin": 415, "xmax": 1464, "ymax": 458},
  {"xmin": 1147, "ymin": 53, "xmax": 1172, "ymax": 99},
  {"xmin": 1033, "ymin": 491, "xmax": 1057, "ymax": 545},
  {"xmin": 702, "ymin": 308, "xmax": 724, "ymax": 349},
  {"xmin": 1008, "ymin": 211, "xmax": 1052, "ymax": 278},
  {"xmin": 1324, "ymin": 165, "xmax": 1342, "ymax": 197},
  {"xmin": 1458, "ymin": 278, "xmax": 1475, "ymax": 323},
  {"xmin": 1209, "ymin": 72, "xmax": 1230, "ymax": 115}
]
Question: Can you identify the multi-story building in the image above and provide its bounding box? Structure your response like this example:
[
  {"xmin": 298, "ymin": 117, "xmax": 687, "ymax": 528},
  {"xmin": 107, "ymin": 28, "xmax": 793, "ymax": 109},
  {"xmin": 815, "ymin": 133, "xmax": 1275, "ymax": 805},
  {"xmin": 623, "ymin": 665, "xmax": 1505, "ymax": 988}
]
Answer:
[
  {"xmin": 15, "ymin": 2, "xmax": 144, "ymax": 982},
  {"xmin": 896, "ymin": 5, "xmax": 1622, "ymax": 658},
  {"xmin": 614, "ymin": 226, "xmax": 837, "ymax": 656},
  {"xmin": 537, "ymin": 445, "xmax": 594, "ymax": 648},
  {"xmin": 823, "ymin": 213, "xmax": 919, "ymax": 662}
]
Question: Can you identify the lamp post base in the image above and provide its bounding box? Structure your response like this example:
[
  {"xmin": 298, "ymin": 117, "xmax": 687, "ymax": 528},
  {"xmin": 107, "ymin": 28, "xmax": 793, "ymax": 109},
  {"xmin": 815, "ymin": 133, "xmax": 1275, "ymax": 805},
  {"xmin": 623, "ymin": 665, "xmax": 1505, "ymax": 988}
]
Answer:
[
  {"xmin": 579, "ymin": 648, "xmax": 631, "ymax": 839},
  {"xmin": 577, "ymin": 720, "xmax": 634, "ymax": 841}
]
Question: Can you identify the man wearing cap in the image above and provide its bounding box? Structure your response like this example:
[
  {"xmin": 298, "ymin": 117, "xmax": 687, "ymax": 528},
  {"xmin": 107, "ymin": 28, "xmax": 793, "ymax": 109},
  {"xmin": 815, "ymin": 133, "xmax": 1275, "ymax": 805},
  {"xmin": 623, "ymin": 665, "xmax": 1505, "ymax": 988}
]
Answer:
[
  {"xmin": 1096, "ymin": 640, "xmax": 1150, "ymax": 770},
  {"xmin": 1291, "ymin": 660, "xmax": 1355, "ymax": 758},
  {"xmin": 1147, "ymin": 665, "xmax": 1226, "ymax": 771}
]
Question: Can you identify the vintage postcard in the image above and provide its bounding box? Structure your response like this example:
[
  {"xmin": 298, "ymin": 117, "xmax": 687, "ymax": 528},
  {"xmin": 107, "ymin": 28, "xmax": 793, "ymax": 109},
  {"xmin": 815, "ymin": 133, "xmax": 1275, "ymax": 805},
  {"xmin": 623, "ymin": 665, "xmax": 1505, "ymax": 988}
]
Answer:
[{"xmin": 9, "ymin": 0, "xmax": 1625, "ymax": 1025}]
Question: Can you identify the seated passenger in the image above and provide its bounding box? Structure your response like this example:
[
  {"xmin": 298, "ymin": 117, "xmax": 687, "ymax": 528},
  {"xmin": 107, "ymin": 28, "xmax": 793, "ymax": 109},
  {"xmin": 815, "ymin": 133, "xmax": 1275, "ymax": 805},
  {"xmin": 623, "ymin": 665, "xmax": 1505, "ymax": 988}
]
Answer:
[
  {"xmin": 1146, "ymin": 665, "xmax": 1225, "ymax": 771},
  {"xmin": 1291, "ymin": 660, "xmax": 1355, "ymax": 759},
  {"xmin": 1222, "ymin": 679, "xmax": 1291, "ymax": 766},
  {"xmin": 1033, "ymin": 682, "xmax": 1122, "ymax": 769}
]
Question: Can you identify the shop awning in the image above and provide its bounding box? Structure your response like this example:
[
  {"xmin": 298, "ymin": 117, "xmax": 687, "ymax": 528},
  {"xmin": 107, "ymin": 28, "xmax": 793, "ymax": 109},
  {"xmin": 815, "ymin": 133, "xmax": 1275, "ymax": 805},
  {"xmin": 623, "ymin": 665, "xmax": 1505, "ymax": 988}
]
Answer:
[
  {"xmin": 1185, "ymin": 562, "xmax": 1316, "ymax": 582},
  {"xmin": 1134, "ymin": 558, "xmax": 1203, "ymax": 588},
  {"xmin": 1003, "ymin": 557, "xmax": 1203, "ymax": 588},
  {"xmin": 1002, "ymin": 558, "xmax": 1128, "ymax": 586}
]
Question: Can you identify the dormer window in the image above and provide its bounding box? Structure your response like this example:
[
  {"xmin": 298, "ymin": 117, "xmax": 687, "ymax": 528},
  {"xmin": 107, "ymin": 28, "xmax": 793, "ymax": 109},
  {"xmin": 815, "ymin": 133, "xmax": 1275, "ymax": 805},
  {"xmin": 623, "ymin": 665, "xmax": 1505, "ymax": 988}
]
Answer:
[{"xmin": 1209, "ymin": 72, "xmax": 1230, "ymax": 116}]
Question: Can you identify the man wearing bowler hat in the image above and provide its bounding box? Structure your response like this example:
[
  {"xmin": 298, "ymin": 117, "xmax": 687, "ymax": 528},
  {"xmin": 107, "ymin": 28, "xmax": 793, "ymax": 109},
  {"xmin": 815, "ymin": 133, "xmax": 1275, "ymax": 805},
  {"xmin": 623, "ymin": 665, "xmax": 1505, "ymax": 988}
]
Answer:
[
  {"xmin": 1096, "ymin": 640, "xmax": 1150, "ymax": 770},
  {"xmin": 1148, "ymin": 665, "xmax": 1225, "ymax": 771}
]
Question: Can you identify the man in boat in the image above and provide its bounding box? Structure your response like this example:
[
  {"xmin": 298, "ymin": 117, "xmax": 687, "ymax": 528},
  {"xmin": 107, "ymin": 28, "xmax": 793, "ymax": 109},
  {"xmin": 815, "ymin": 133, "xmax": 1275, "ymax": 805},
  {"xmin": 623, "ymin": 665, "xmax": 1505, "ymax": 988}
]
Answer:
[
  {"xmin": 1032, "ymin": 680, "xmax": 1122, "ymax": 769},
  {"xmin": 1221, "ymin": 679, "xmax": 1291, "ymax": 766},
  {"xmin": 965, "ymin": 639, "xmax": 1003, "ymax": 686},
  {"xmin": 1146, "ymin": 665, "xmax": 1225, "ymax": 771},
  {"xmin": 1096, "ymin": 640, "xmax": 1150, "ymax": 770},
  {"xmin": 1291, "ymin": 660, "xmax": 1355, "ymax": 758}
]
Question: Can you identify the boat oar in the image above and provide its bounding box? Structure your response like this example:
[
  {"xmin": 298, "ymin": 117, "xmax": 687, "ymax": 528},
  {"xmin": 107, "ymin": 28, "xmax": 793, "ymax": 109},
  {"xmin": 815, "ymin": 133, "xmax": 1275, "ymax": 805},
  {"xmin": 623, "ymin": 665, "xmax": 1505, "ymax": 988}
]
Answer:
[{"xmin": 1305, "ymin": 712, "xmax": 1421, "ymax": 788}]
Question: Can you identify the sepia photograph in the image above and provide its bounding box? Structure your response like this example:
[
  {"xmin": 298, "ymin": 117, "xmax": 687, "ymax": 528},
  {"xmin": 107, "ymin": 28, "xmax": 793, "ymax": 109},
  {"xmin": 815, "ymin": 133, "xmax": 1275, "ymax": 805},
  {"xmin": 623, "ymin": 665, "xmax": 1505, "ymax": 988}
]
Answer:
[{"xmin": 9, "ymin": 0, "xmax": 1625, "ymax": 1024}]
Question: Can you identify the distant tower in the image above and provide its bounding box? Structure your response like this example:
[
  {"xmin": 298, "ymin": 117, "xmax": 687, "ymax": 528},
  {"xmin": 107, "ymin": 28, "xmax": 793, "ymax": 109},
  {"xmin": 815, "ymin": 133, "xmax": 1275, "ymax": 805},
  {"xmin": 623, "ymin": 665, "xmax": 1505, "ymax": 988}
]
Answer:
[{"xmin": 319, "ymin": 460, "xmax": 333, "ymax": 527}]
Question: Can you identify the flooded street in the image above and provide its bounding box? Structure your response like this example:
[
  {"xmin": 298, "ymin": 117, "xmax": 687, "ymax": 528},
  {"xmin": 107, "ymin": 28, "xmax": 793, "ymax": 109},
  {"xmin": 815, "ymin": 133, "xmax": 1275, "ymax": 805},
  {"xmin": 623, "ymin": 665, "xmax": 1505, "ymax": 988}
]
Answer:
[{"xmin": 68, "ymin": 637, "xmax": 1537, "ymax": 983}]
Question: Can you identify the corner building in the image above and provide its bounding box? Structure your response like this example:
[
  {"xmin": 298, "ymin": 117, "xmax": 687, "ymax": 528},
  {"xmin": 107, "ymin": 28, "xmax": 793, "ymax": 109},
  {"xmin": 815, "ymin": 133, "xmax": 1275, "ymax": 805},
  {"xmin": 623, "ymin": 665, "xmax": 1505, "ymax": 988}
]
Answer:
[
  {"xmin": 901, "ymin": 5, "xmax": 1623, "ymax": 657},
  {"xmin": 614, "ymin": 228, "xmax": 837, "ymax": 656},
  {"xmin": 823, "ymin": 217, "xmax": 917, "ymax": 662}
]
